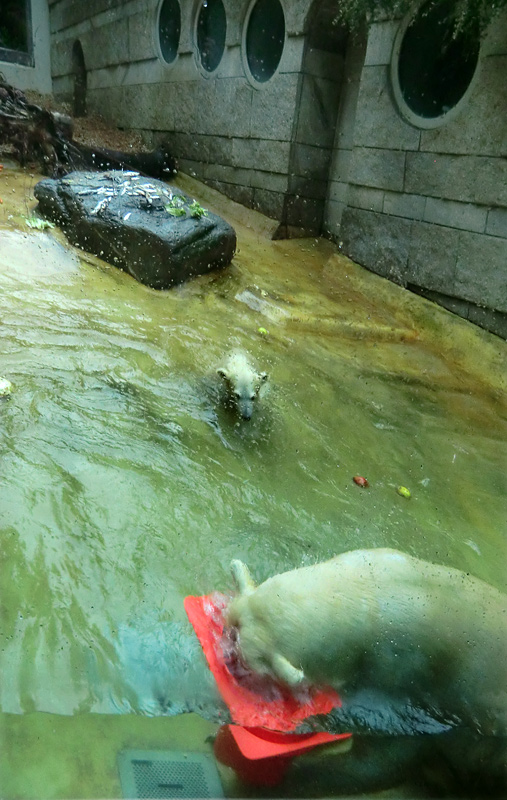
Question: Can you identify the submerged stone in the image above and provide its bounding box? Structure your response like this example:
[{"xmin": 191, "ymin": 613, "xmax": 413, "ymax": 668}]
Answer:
[{"xmin": 33, "ymin": 171, "xmax": 236, "ymax": 289}]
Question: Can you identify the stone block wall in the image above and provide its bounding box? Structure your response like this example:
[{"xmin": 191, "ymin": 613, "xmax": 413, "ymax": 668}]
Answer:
[
  {"xmin": 326, "ymin": 13, "xmax": 507, "ymax": 336},
  {"xmin": 47, "ymin": 0, "xmax": 507, "ymax": 335},
  {"xmin": 49, "ymin": 0, "xmax": 314, "ymax": 220}
]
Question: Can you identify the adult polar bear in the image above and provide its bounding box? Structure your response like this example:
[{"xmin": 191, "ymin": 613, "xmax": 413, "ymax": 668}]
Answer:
[{"xmin": 227, "ymin": 549, "xmax": 507, "ymax": 792}]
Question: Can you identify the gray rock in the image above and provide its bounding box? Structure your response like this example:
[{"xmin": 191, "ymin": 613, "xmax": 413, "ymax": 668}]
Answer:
[{"xmin": 34, "ymin": 171, "xmax": 236, "ymax": 289}]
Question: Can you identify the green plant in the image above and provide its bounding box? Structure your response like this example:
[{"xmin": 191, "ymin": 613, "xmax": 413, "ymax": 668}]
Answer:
[
  {"xmin": 165, "ymin": 195, "xmax": 187, "ymax": 216},
  {"xmin": 188, "ymin": 200, "xmax": 208, "ymax": 219},
  {"xmin": 164, "ymin": 196, "xmax": 208, "ymax": 219},
  {"xmin": 25, "ymin": 216, "xmax": 55, "ymax": 230},
  {"xmin": 334, "ymin": 0, "xmax": 506, "ymax": 38}
]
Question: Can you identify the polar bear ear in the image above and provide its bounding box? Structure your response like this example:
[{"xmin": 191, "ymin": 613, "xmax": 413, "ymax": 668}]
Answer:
[
  {"xmin": 231, "ymin": 559, "xmax": 256, "ymax": 595},
  {"xmin": 259, "ymin": 372, "xmax": 268, "ymax": 382},
  {"xmin": 272, "ymin": 653, "xmax": 305, "ymax": 687},
  {"xmin": 217, "ymin": 367, "xmax": 229, "ymax": 380}
]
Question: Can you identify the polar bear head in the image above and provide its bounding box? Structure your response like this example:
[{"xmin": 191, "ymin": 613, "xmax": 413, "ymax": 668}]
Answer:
[
  {"xmin": 217, "ymin": 350, "xmax": 268, "ymax": 421},
  {"xmin": 227, "ymin": 558, "xmax": 306, "ymax": 686}
]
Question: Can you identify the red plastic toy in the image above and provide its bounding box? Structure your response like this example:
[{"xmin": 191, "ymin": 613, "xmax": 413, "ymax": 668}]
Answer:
[{"xmin": 184, "ymin": 592, "xmax": 352, "ymax": 785}]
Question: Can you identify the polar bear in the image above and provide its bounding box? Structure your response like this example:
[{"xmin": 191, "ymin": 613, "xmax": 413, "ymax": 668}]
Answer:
[
  {"xmin": 217, "ymin": 350, "xmax": 268, "ymax": 421},
  {"xmin": 227, "ymin": 549, "xmax": 507, "ymax": 735},
  {"xmin": 227, "ymin": 550, "xmax": 507, "ymax": 792}
]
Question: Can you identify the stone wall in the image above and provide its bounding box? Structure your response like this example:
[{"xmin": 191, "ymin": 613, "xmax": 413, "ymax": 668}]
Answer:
[
  {"xmin": 49, "ymin": 0, "xmax": 314, "ymax": 221},
  {"xmin": 328, "ymin": 13, "xmax": 507, "ymax": 337},
  {"xmin": 48, "ymin": 0, "xmax": 507, "ymax": 336}
]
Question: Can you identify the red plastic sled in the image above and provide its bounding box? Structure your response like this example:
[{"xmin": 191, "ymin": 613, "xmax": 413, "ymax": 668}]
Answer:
[
  {"xmin": 184, "ymin": 592, "xmax": 344, "ymax": 731},
  {"xmin": 213, "ymin": 724, "xmax": 350, "ymax": 786},
  {"xmin": 185, "ymin": 592, "xmax": 351, "ymax": 784},
  {"xmin": 184, "ymin": 592, "xmax": 351, "ymax": 786}
]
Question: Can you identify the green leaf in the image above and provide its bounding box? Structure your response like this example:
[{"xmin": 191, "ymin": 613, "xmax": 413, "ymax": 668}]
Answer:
[
  {"xmin": 165, "ymin": 206, "xmax": 187, "ymax": 217},
  {"xmin": 187, "ymin": 200, "xmax": 208, "ymax": 219},
  {"xmin": 25, "ymin": 216, "xmax": 55, "ymax": 230}
]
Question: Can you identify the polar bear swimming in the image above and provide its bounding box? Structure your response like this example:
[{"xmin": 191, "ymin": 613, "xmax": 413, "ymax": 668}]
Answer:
[
  {"xmin": 217, "ymin": 350, "xmax": 268, "ymax": 421},
  {"xmin": 226, "ymin": 549, "xmax": 507, "ymax": 793}
]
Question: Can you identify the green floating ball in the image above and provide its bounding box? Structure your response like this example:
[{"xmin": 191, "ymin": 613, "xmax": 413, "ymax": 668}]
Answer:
[{"xmin": 397, "ymin": 485, "xmax": 411, "ymax": 499}]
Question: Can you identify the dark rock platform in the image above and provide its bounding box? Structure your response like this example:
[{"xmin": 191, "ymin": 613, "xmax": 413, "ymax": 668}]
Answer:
[{"xmin": 34, "ymin": 170, "xmax": 236, "ymax": 289}]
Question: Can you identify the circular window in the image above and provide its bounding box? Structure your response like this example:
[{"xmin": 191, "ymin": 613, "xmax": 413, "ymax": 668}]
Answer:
[
  {"xmin": 196, "ymin": 0, "xmax": 226, "ymax": 73},
  {"xmin": 392, "ymin": 0, "xmax": 480, "ymax": 127},
  {"xmin": 158, "ymin": 0, "xmax": 181, "ymax": 64},
  {"xmin": 245, "ymin": 0, "xmax": 285, "ymax": 83}
]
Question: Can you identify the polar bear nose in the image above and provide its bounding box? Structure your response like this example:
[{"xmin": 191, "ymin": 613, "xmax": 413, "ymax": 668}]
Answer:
[
  {"xmin": 235, "ymin": 394, "xmax": 254, "ymax": 419},
  {"xmin": 240, "ymin": 403, "xmax": 253, "ymax": 420}
]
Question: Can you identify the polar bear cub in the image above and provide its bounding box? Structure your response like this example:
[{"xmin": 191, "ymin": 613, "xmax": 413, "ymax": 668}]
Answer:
[
  {"xmin": 217, "ymin": 350, "xmax": 268, "ymax": 421},
  {"xmin": 227, "ymin": 549, "xmax": 507, "ymax": 736}
]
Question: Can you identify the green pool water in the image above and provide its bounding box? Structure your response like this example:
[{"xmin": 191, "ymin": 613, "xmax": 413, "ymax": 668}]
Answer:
[{"xmin": 0, "ymin": 168, "xmax": 505, "ymax": 798}]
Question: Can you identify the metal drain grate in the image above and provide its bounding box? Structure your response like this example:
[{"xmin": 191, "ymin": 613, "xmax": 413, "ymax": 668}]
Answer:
[{"xmin": 117, "ymin": 750, "xmax": 224, "ymax": 799}]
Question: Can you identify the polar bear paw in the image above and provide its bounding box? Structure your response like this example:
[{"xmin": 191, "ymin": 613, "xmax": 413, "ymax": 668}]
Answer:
[
  {"xmin": 272, "ymin": 653, "xmax": 306, "ymax": 686},
  {"xmin": 230, "ymin": 559, "xmax": 257, "ymax": 595}
]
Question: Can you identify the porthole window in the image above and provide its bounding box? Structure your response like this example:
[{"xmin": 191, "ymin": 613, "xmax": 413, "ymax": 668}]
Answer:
[
  {"xmin": 196, "ymin": 0, "xmax": 226, "ymax": 73},
  {"xmin": 391, "ymin": 0, "xmax": 480, "ymax": 128},
  {"xmin": 245, "ymin": 0, "xmax": 285, "ymax": 83},
  {"xmin": 158, "ymin": 0, "xmax": 181, "ymax": 64}
]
